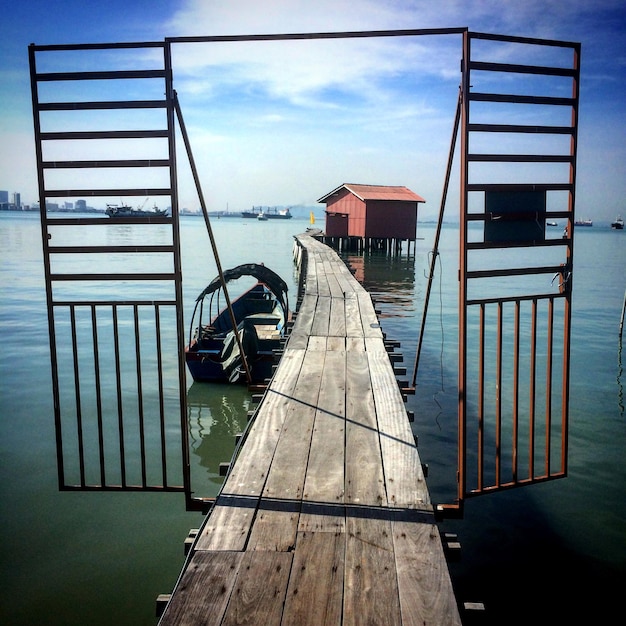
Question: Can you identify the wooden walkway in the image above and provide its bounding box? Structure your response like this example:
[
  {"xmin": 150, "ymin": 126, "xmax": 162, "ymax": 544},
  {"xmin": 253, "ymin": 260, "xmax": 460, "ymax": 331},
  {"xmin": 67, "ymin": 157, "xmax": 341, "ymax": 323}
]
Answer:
[{"xmin": 158, "ymin": 234, "xmax": 461, "ymax": 625}]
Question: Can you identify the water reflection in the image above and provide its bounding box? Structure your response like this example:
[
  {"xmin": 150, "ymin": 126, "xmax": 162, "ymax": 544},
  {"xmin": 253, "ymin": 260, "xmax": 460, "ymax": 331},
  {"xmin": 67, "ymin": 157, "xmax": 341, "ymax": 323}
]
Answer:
[
  {"xmin": 343, "ymin": 252, "xmax": 417, "ymax": 317},
  {"xmin": 187, "ymin": 382, "xmax": 251, "ymax": 497}
]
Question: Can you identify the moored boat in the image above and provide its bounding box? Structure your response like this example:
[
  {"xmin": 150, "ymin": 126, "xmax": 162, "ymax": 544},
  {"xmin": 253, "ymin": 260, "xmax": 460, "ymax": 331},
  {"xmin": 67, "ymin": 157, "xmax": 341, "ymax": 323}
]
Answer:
[
  {"xmin": 611, "ymin": 216, "xmax": 624, "ymax": 230},
  {"xmin": 185, "ymin": 263, "xmax": 289, "ymax": 384}
]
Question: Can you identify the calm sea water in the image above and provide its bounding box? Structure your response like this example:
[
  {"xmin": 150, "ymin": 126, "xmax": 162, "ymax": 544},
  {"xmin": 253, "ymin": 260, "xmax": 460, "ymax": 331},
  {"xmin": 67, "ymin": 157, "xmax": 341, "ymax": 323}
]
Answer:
[{"xmin": 0, "ymin": 212, "xmax": 624, "ymax": 625}]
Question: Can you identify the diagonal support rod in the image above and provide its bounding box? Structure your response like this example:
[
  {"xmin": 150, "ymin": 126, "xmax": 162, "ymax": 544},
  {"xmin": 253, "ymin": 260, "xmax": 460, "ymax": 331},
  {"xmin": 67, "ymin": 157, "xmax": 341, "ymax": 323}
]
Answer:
[
  {"xmin": 173, "ymin": 90, "xmax": 252, "ymax": 385},
  {"xmin": 411, "ymin": 88, "xmax": 462, "ymax": 388}
]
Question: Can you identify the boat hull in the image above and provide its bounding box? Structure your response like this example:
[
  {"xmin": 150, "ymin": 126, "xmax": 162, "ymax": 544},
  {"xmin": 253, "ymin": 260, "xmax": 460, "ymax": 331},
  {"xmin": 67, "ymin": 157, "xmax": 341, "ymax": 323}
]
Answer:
[
  {"xmin": 185, "ymin": 343, "xmax": 280, "ymax": 383},
  {"xmin": 185, "ymin": 277, "xmax": 287, "ymax": 384}
]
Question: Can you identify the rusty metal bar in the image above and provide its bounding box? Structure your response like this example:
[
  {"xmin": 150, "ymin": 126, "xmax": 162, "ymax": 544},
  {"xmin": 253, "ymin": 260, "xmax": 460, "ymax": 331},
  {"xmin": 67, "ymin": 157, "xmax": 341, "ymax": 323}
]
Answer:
[
  {"xmin": 69, "ymin": 305, "xmax": 86, "ymax": 487},
  {"xmin": 468, "ymin": 60, "xmax": 577, "ymax": 77},
  {"xmin": 49, "ymin": 245, "xmax": 174, "ymax": 254},
  {"xmin": 39, "ymin": 100, "xmax": 167, "ymax": 111},
  {"xmin": 467, "ymin": 154, "xmax": 573, "ymax": 163},
  {"xmin": 469, "ymin": 92, "xmax": 575, "ymax": 106},
  {"xmin": 43, "ymin": 217, "xmax": 171, "ymax": 226},
  {"xmin": 513, "ymin": 300, "xmax": 521, "ymax": 482},
  {"xmin": 167, "ymin": 27, "xmax": 468, "ymax": 45},
  {"xmin": 42, "ymin": 159, "xmax": 170, "ymax": 168},
  {"xmin": 529, "ymin": 299, "xmax": 538, "ymax": 479},
  {"xmin": 31, "ymin": 41, "xmax": 164, "ymax": 51},
  {"xmin": 30, "ymin": 43, "xmax": 66, "ymax": 491},
  {"xmin": 155, "ymin": 305, "xmax": 168, "ymax": 487},
  {"xmin": 468, "ymin": 292, "xmax": 566, "ymax": 306},
  {"xmin": 457, "ymin": 30, "xmax": 471, "ymax": 513},
  {"xmin": 133, "ymin": 304, "xmax": 147, "ymax": 488},
  {"xmin": 467, "ymin": 238, "xmax": 568, "ymax": 251},
  {"xmin": 36, "ymin": 69, "xmax": 166, "ymax": 81},
  {"xmin": 495, "ymin": 302, "xmax": 503, "ymax": 488},
  {"xmin": 41, "ymin": 130, "xmax": 169, "ymax": 140},
  {"xmin": 50, "ymin": 273, "xmax": 176, "ymax": 281},
  {"xmin": 545, "ymin": 298, "xmax": 554, "ymax": 475},
  {"xmin": 163, "ymin": 41, "xmax": 193, "ymax": 504},
  {"xmin": 43, "ymin": 187, "xmax": 171, "ymax": 196},
  {"xmin": 467, "ymin": 265, "xmax": 564, "ymax": 279},
  {"xmin": 411, "ymin": 88, "xmax": 462, "ymax": 387},
  {"xmin": 477, "ymin": 303, "xmax": 485, "ymax": 492},
  {"xmin": 112, "ymin": 305, "xmax": 127, "ymax": 488},
  {"xmin": 91, "ymin": 305, "xmax": 106, "ymax": 486},
  {"xmin": 470, "ymin": 30, "xmax": 579, "ymax": 48},
  {"xmin": 54, "ymin": 299, "xmax": 176, "ymax": 307},
  {"xmin": 560, "ymin": 45, "xmax": 580, "ymax": 477},
  {"xmin": 467, "ymin": 183, "xmax": 572, "ymax": 192},
  {"xmin": 173, "ymin": 90, "xmax": 253, "ymax": 386},
  {"xmin": 468, "ymin": 123, "xmax": 574, "ymax": 134}
]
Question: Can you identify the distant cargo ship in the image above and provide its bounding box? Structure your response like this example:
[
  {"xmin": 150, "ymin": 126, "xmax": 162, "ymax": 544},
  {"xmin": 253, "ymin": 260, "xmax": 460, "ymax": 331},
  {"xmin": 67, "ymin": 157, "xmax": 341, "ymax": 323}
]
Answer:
[
  {"xmin": 241, "ymin": 207, "xmax": 292, "ymax": 219},
  {"xmin": 106, "ymin": 203, "xmax": 168, "ymax": 217},
  {"xmin": 574, "ymin": 218, "xmax": 593, "ymax": 227}
]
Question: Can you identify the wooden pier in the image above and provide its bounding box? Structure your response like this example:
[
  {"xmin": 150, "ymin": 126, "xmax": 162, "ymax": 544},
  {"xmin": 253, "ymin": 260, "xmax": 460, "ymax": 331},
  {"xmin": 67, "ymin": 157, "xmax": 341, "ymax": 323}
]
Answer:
[{"xmin": 158, "ymin": 234, "xmax": 461, "ymax": 625}]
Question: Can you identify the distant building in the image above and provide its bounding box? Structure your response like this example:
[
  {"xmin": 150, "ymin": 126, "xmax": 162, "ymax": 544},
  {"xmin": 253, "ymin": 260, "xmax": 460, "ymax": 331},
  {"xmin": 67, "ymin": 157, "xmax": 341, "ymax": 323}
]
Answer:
[
  {"xmin": 317, "ymin": 183, "xmax": 425, "ymax": 250},
  {"xmin": 12, "ymin": 192, "xmax": 21, "ymax": 209},
  {"xmin": 0, "ymin": 190, "xmax": 8, "ymax": 204},
  {"xmin": 75, "ymin": 199, "xmax": 87, "ymax": 211}
]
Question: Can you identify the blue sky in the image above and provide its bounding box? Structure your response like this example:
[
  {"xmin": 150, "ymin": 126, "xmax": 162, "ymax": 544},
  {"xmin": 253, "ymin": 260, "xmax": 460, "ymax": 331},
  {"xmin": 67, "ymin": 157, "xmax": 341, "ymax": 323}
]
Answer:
[{"xmin": 1, "ymin": 0, "xmax": 625, "ymax": 221}]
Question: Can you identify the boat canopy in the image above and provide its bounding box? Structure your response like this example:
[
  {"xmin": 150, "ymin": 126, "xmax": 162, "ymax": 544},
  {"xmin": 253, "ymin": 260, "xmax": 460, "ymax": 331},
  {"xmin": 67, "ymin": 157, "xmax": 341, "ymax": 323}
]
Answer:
[{"xmin": 195, "ymin": 263, "xmax": 289, "ymax": 314}]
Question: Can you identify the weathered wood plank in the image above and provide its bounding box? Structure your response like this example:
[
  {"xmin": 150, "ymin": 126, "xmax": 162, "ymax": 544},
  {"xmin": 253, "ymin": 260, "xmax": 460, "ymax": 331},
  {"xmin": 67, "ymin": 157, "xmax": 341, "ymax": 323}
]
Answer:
[
  {"xmin": 344, "ymin": 514, "xmax": 402, "ymax": 625},
  {"xmin": 323, "ymin": 259, "xmax": 345, "ymax": 298},
  {"xmin": 310, "ymin": 294, "xmax": 331, "ymax": 336},
  {"xmin": 345, "ymin": 348, "xmax": 386, "ymax": 507},
  {"xmin": 282, "ymin": 530, "xmax": 345, "ymax": 626},
  {"xmin": 329, "ymin": 296, "xmax": 347, "ymax": 337},
  {"xmin": 246, "ymin": 348, "xmax": 324, "ymax": 551},
  {"xmin": 392, "ymin": 515, "xmax": 463, "ymax": 626},
  {"xmin": 221, "ymin": 551, "xmax": 293, "ymax": 626},
  {"xmin": 358, "ymin": 291, "xmax": 384, "ymax": 338},
  {"xmin": 365, "ymin": 339, "xmax": 430, "ymax": 509},
  {"xmin": 344, "ymin": 293, "xmax": 364, "ymax": 338},
  {"xmin": 299, "ymin": 348, "xmax": 346, "ymax": 533},
  {"xmin": 159, "ymin": 551, "xmax": 243, "ymax": 625}
]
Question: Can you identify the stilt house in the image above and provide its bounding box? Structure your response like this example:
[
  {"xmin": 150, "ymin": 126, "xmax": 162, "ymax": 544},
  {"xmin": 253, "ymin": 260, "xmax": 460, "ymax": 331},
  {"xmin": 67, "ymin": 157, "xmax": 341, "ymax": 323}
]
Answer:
[{"xmin": 317, "ymin": 184, "xmax": 425, "ymax": 252}]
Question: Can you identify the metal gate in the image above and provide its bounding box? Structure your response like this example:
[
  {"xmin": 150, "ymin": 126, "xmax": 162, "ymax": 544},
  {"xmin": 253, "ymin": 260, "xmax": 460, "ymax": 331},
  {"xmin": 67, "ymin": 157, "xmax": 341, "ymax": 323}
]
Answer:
[
  {"xmin": 29, "ymin": 41, "xmax": 194, "ymax": 505},
  {"xmin": 440, "ymin": 31, "xmax": 580, "ymax": 515},
  {"xmin": 30, "ymin": 29, "xmax": 580, "ymax": 515}
]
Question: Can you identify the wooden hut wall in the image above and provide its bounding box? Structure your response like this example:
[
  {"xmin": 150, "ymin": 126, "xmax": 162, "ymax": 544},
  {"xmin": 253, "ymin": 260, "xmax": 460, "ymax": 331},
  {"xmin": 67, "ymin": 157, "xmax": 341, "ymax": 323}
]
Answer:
[{"xmin": 364, "ymin": 200, "xmax": 418, "ymax": 239}]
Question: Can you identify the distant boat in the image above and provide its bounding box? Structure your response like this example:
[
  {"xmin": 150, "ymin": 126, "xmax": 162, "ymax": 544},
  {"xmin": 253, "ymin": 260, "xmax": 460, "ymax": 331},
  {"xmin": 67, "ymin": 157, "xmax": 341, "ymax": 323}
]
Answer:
[
  {"xmin": 574, "ymin": 218, "xmax": 593, "ymax": 227},
  {"xmin": 611, "ymin": 216, "xmax": 624, "ymax": 230},
  {"xmin": 547, "ymin": 220, "xmax": 558, "ymax": 227},
  {"xmin": 257, "ymin": 212, "xmax": 268, "ymax": 221},
  {"xmin": 241, "ymin": 207, "xmax": 293, "ymax": 219},
  {"xmin": 105, "ymin": 203, "xmax": 167, "ymax": 218},
  {"xmin": 185, "ymin": 263, "xmax": 289, "ymax": 384}
]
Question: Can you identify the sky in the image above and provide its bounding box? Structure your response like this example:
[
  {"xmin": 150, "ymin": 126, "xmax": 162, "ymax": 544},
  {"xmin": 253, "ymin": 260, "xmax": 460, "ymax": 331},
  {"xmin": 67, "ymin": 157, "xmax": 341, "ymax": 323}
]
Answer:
[{"xmin": 1, "ymin": 0, "xmax": 625, "ymax": 221}]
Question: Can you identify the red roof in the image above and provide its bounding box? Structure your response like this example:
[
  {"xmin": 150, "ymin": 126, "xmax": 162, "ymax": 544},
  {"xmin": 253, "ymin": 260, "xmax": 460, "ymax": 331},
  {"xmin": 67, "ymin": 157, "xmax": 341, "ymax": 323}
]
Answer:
[{"xmin": 318, "ymin": 183, "xmax": 426, "ymax": 204}]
